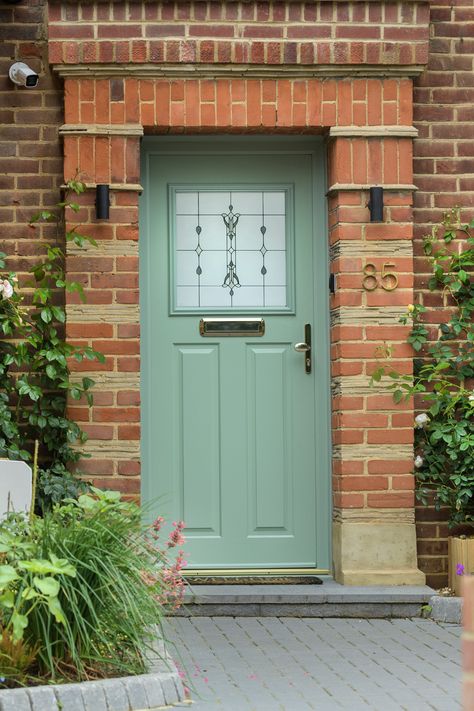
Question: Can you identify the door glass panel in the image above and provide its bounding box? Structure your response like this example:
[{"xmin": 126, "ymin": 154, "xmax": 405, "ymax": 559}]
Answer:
[{"xmin": 171, "ymin": 187, "xmax": 293, "ymax": 313}]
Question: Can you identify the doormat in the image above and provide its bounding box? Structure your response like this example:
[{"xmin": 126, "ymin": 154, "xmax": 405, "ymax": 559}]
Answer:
[{"xmin": 184, "ymin": 576, "xmax": 323, "ymax": 585}]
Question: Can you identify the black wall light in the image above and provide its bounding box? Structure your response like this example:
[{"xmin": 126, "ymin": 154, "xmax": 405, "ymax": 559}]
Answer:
[
  {"xmin": 95, "ymin": 184, "xmax": 110, "ymax": 220},
  {"xmin": 368, "ymin": 186, "xmax": 384, "ymax": 222}
]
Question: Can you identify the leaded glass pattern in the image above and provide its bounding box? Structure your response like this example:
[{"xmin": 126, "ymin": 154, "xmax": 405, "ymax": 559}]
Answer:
[{"xmin": 174, "ymin": 189, "xmax": 288, "ymax": 310}]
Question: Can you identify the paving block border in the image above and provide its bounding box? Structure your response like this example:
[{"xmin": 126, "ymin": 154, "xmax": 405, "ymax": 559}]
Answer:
[
  {"xmin": 429, "ymin": 594, "xmax": 462, "ymax": 624},
  {"xmin": 0, "ymin": 651, "xmax": 186, "ymax": 711}
]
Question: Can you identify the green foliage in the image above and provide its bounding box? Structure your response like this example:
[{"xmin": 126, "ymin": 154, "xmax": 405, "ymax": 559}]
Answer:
[
  {"xmin": 0, "ymin": 181, "xmax": 104, "ymax": 509},
  {"xmin": 371, "ymin": 209, "xmax": 474, "ymax": 528},
  {"xmin": 0, "ymin": 490, "xmax": 185, "ymax": 687}
]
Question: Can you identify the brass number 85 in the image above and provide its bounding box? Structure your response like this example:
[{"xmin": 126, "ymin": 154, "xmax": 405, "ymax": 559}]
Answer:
[{"xmin": 362, "ymin": 263, "xmax": 399, "ymax": 292}]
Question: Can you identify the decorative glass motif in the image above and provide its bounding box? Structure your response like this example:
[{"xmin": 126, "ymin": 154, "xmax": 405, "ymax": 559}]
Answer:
[
  {"xmin": 222, "ymin": 204, "xmax": 241, "ymax": 297},
  {"xmin": 174, "ymin": 189, "xmax": 288, "ymax": 310}
]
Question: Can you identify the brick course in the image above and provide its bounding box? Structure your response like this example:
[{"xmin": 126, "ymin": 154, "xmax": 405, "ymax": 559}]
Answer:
[{"xmin": 47, "ymin": 1, "xmax": 429, "ymax": 67}]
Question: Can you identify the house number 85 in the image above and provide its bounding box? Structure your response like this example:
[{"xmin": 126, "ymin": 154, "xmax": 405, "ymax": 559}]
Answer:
[{"xmin": 362, "ymin": 263, "xmax": 399, "ymax": 291}]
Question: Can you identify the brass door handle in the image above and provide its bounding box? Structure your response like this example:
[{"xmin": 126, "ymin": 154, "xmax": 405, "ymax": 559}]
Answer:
[{"xmin": 294, "ymin": 324, "xmax": 312, "ymax": 374}]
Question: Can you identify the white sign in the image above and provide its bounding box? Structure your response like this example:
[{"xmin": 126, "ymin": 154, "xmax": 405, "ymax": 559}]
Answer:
[{"xmin": 0, "ymin": 460, "xmax": 32, "ymax": 519}]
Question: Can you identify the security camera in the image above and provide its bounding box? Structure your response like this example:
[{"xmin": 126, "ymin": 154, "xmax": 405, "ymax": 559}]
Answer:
[{"xmin": 9, "ymin": 62, "xmax": 39, "ymax": 88}]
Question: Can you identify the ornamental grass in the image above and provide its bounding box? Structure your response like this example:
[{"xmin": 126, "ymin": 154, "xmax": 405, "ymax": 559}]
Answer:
[{"xmin": 0, "ymin": 488, "xmax": 186, "ymax": 688}]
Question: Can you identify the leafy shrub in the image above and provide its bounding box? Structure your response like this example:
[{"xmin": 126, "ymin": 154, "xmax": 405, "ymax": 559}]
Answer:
[
  {"xmin": 372, "ymin": 209, "xmax": 474, "ymax": 528},
  {"xmin": 0, "ymin": 489, "xmax": 186, "ymax": 687},
  {"xmin": 0, "ymin": 181, "xmax": 104, "ymax": 509}
]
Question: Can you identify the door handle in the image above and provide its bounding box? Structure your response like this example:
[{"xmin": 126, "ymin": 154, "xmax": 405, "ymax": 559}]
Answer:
[{"xmin": 294, "ymin": 324, "xmax": 312, "ymax": 374}]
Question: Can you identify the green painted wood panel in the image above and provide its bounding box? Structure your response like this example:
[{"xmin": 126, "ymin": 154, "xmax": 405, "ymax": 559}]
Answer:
[
  {"xmin": 247, "ymin": 345, "xmax": 291, "ymax": 533},
  {"xmin": 177, "ymin": 345, "xmax": 221, "ymax": 534},
  {"xmin": 140, "ymin": 137, "xmax": 331, "ymax": 570}
]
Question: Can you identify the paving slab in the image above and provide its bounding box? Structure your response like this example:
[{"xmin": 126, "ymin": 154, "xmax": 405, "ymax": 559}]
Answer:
[{"xmin": 165, "ymin": 616, "xmax": 462, "ymax": 710}]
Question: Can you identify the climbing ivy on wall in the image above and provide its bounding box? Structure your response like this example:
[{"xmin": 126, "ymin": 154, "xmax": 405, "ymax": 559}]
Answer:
[
  {"xmin": 0, "ymin": 181, "xmax": 104, "ymax": 510},
  {"xmin": 372, "ymin": 209, "xmax": 474, "ymax": 528}
]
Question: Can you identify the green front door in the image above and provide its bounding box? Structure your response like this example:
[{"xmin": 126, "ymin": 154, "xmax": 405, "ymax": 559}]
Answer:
[{"xmin": 141, "ymin": 137, "xmax": 330, "ymax": 571}]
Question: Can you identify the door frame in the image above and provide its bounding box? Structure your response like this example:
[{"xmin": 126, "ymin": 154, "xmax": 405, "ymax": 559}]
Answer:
[{"xmin": 139, "ymin": 135, "xmax": 332, "ymax": 573}]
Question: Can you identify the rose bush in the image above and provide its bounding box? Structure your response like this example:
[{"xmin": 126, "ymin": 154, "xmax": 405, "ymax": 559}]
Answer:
[{"xmin": 372, "ymin": 209, "xmax": 474, "ymax": 528}]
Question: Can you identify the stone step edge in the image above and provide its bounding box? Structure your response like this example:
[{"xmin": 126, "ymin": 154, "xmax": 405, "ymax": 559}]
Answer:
[
  {"xmin": 175, "ymin": 601, "xmax": 426, "ymax": 618},
  {"xmin": 182, "ymin": 585, "xmax": 434, "ymax": 605}
]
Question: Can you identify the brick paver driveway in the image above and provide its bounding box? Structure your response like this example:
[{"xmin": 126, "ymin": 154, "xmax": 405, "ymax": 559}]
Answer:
[{"xmin": 166, "ymin": 617, "xmax": 461, "ymax": 710}]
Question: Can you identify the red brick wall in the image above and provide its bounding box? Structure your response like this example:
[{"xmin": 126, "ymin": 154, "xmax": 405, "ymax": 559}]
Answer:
[
  {"xmin": 413, "ymin": 0, "xmax": 474, "ymax": 589},
  {"xmin": 48, "ymin": 1, "xmax": 429, "ymax": 67},
  {"xmin": 0, "ymin": 0, "xmax": 63, "ymax": 281},
  {"xmin": 2, "ymin": 0, "xmax": 472, "ymax": 583}
]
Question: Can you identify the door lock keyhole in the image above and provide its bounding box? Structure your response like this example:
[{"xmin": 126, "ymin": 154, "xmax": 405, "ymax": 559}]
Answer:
[{"xmin": 294, "ymin": 324, "xmax": 312, "ymax": 374}]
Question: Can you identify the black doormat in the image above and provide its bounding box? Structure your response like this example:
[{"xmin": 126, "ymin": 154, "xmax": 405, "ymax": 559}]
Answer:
[{"xmin": 184, "ymin": 575, "xmax": 323, "ymax": 585}]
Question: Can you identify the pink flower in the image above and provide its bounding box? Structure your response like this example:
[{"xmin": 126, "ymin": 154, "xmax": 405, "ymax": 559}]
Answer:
[
  {"xmin": 147, "ymin": 515, "xmax": 187, "ymax": 611},
  {"xmin": 167, "ymin": 520, "xmax": 186, "ymax": 548}
]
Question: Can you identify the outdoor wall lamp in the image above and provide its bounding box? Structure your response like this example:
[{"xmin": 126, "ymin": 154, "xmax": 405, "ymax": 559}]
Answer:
[
  {"xmin": 95, "ymin": 184, "xmax": 110, "ymax": 220},
  {"xmin": 368, "ymin": 186, "xmax": 384, "ymax": 222}
]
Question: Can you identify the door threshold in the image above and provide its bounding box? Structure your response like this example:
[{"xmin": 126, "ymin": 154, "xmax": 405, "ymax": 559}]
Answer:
[
  {"xmin": 185, "ymin": 574, "xmax": 324, "ymax": 585},
  {"xmin": 184, "ymin": 568, "xmax": 329, "ymax": 578}
]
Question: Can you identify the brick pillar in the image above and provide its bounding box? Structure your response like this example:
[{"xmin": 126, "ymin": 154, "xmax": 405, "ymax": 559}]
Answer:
[
  {"xmin": 62, "ymin": 102, "xmax": 142, "ymax": 493},
  {"xmin": 327, "ymin": 86, "xmax": 425, "ymax": 584}
]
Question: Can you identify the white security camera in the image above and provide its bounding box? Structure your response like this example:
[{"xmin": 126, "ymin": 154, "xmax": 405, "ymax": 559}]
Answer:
[{"xmin": 9, "ymin": 62, "xmax": 39, "ymax": 88}]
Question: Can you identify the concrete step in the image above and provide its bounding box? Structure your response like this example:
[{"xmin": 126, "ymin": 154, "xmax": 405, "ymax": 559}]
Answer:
[{"xmin": 177, "ymin": 577, "xmax": 435, "ymax": 618}]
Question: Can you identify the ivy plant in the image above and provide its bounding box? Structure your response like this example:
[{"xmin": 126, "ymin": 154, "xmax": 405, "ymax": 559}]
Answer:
[
  {"xmin": 0, "ymin": 181, "xmax": 104, "ymax": 509},
  {"xmin": 371, "ymin": 209, "xmax": 474, "ymax": 528}
]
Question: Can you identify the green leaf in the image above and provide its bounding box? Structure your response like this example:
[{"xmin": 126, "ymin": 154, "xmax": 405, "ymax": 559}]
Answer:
[
  {"xmin": 0, "ymin": 589, "xmax": 15, "ymax": 608},
  {"xmin": 33, "ymin": 576, "xmax": 60, "ymax": 597},
  {"xmin": 0, "ymin": 565, "xmax": 18, "ymax": 590},
  {"xmin": 11, "ymin": 611, "xmax": 28, "ymax": 642},
  {"xmin": 21, "ymin": 586, "xmax": 39, "ymax": 601},
  {"xmin": 46, "ymin": 364, "xmax": 57, "ymax": 380},
  {"xmin": 48, "ymin": 553, "xmax": 76, "ymax": 577},
  {"xmin": 77, "ymin": 494, "xmax": 97, "ymax": 510},
  {"xmin": 51, "ymin": 305, "xmax": 66, "ymax": 323},
  {"xmin": 40, "ymin": 308, "xmax": 52, "ymax": 323},
  {"xmin": 19, "ymin": 557, "xmax": 76, "ymax": 577},
  {"xmin": 47, "ymin": 595, "xmax": 66, "ymax": 625}
]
